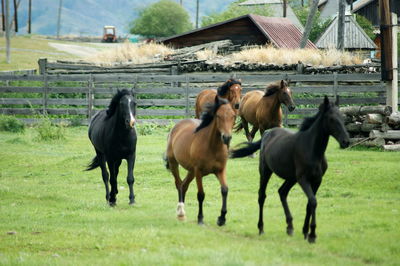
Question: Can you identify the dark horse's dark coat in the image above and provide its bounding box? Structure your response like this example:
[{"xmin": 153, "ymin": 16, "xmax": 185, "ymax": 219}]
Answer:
[
  {"xmin": 231, "ymin": 96, "xmax": 350, "ymax": 243},
  {"xmin": 86, "ymin": 89, "xmax": 137, "ymax": 205}
]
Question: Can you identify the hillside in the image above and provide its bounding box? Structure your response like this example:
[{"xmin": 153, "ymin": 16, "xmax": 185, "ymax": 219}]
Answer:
[{"xmin": 15, "ymin": 0, "xmax": 236, "ymax": 36}]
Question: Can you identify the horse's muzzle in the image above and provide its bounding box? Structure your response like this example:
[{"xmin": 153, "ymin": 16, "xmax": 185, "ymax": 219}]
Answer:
[
  {"xmin": 234, "ymin": 103, "xmax": 240, "ymax": 109},
  {"xmin": 222, "ymin": 135, "xmax": 232, "ymax": 146},
  {"xmin": 340, "ymin": 139, "xmax": 350, "ymax": 149},
  {"xmin": 126, "ymin": 118, "xmax": 135, "ymax": 129},
  {"xmin": 288, "ymin": 105, "xmax": 296, "ymax": 112}
]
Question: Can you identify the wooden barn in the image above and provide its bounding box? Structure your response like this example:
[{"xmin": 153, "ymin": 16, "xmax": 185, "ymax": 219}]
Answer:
[
  {"xmin": 352, "ymin": 0, "xmax": 400, "ymax": 27},
  {"xmin": 315, "ymin": 14, "xmax": 376, "ymax": 53},
  {"xmin": 161, "ymin": 14, "xmax": 316, "ymax": 49}
]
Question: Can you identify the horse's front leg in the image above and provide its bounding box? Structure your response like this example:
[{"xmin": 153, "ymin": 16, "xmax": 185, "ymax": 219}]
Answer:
[
  {"xmin": 195, "ymin": 169, "xmax": 205, "ymax": 225},
  {"xmin": 258, "ymin": 162, "xmax": 272, "ymax": 234},
  {"xmin": 298, "ymin": 177, "xmax": 321, "ymax": 243},
  {"xmin": 216, "ymin": 169, "xmax": 228, "ymax": 226},
  {"xmin": 126, "ymin": 154, "xmax": 136, "ymax": 205},
  {"xmin": 107, "ymin": 159, "xmax": 121, "ymax": 206}
]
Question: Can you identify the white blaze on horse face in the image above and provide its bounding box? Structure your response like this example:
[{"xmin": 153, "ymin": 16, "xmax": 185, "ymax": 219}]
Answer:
[{"xmin": 128, "ymin": 98, "xmax": 136, "ymax": 128}]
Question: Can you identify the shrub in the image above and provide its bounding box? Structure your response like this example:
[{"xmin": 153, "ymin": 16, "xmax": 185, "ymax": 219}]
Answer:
[
  {"xmin": 35, "ymin": 118, "xmax": 65, "ymax": 141},
  {"xmin": 0, "ymin": 115, "xmax": 25, "ymax": 133},
  {"xmin": 136, "ymin": 122, "xmax": 159, "ymax": 136}
]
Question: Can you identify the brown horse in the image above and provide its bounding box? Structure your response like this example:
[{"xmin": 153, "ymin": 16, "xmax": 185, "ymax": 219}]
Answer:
[
  {"xmin": 195, "ymin": 79, "xmax": 242, "ymax": 118},
  {"xmin": 236, "ymin": 80, "xmax": 295, "ymax": 142},
  {"xmin": 164, "ymin": 96, "xmax": 236, "ymax": 226}
]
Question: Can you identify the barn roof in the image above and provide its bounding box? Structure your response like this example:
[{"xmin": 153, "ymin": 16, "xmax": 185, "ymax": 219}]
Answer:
[
  {"xmin": 318, "ymin": 0, "xmax": 352, "ymax": 20},
  {"xmin": 239, "ymin": 0, "xmax": 304, "ymax": 30},
  {"xmin": 315, "ymin": 14, "xmax": 376, "ymax": 49},
  {"xmin": 352, "ymin": 0, "xmax": 375, "ymax": 12},
  {"xmin": 161, "ymin": 14, "xmax": 316, "ymax": 49}
]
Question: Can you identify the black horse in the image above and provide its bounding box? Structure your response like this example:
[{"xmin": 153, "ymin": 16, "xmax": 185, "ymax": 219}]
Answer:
[
  {"xmin": 86, "ymin": 89, "xmax": 137, "ymax": 206},
  {"xmin": 230, "ymin": 96, "xmax": 350, "ymax": 243}
]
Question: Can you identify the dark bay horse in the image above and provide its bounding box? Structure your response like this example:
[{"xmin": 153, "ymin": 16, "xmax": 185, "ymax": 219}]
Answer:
[
  {"xmin": 231, "ymin": 96, "xmax": 350, "ymax": 243},
  {"xmin": 236, "ymin": 80, "xmax": 295, "ymax": 142},
  {"xmin": 195, "ymin": 78, "xmax": 242, "ymax": 118},
  {"xmin": 165, "ymin": 96, "xmax": 236, "ymax": 226},
  {"xmin": 86, "ymin": 89, "xmax": 137, "ymax": 206}
]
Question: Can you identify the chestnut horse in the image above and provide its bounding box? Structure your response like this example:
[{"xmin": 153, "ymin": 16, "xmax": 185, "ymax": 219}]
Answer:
[
  {"xmin": 236, "ymin": 80, "xmax": 295, "ymax": 142},
  {"xmin": 231, "ymin": 96, "xmax": 350, "ymax": 243},
  {"xmin": 164, "ymin": 96, "xmax": 236, "ymax": 226},
  {"xmin": 195, "ymin": 79, "xmax": 242, "ymax": 118}
]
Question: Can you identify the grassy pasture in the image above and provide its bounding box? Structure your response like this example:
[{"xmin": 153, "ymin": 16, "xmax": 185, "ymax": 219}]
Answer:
[{"xmin": 0, "ymin": 126, "xmax": 399, "ymax": 265}]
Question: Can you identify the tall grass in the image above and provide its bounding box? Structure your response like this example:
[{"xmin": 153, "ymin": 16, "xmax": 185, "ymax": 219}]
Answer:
[
  {"xmin": 85, "ymin": 42, "xmax": 173, "ymax": 65},
  {"xmin": 230, "ymin": 46, "xmax": 362, "ymax": 66}
]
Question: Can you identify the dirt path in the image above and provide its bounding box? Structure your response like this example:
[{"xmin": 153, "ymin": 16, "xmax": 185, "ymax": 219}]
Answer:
[{"xmin": 48, "ymin": 42, "xmax": 120, "ymax": 58}]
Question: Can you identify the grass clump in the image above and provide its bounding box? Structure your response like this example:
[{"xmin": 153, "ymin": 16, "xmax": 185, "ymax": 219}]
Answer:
[
  {"xmin": 34, "ymin": 118, "xmax": 65, "ymax": 141},
  {"xmin": 136, "ymin": 122, "xmax": 159, "ymax": 136},
  {"xmin": 0, "ymin": 115, "xmax": 25, "ymax": 133}
]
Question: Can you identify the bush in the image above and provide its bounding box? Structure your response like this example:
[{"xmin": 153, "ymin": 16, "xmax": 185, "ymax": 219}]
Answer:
[
  {"xmin": 136, "ymin": 122, "xmax": 159, "ymax": 136},
  {"xmin": 35, "ymin": 118, "xmax": 65, "ymax": 141},
  {"xmin": 0, "ymin": 115, "xmax": 25, "ymax": 133}
]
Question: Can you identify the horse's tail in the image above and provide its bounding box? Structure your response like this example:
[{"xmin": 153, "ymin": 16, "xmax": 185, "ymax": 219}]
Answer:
[
  {"xmin": 234, "ymin": 119, "xmax": 243, "ymax": 133},
  {"xmin": 230, "ymin": 139, "xmax": 262, "ymax": 158},
  {"xmin": 86, "ymin": 155, "xmax": 100, "ymax": 171},
  {"xmin": 163, "ymin": 152, "xmax": 170, "ymax": 170}
]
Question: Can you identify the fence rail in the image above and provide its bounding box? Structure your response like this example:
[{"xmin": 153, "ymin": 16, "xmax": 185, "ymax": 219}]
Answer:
[{"xmin": 0, "ymin": 72, "xmax": 397, "ymax": 126}]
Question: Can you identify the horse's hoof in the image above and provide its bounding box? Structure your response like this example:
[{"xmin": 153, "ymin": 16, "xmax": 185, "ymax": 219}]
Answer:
[
  {"xmin": 217, "ymin": 217, "xmax": 226, "ymax": 226},
  {"xmin": 129, "ymin": 199, "xmax": 135, "ymax": 205},
  {"xmin": 259, "ymin": 230, "xmax": 264, "ymax": 235},
  {"xmin": 198, "ymin": 220, "xmax": 204, "ymax": 225},
  {"xmin": 286, "ymin": 227, "xmax": 294, "ymax": 236},
  {"xmin": 109, "ymin": 201, "xmax": 116, "ymax": 207},
  {"xmin": 307, "ymin": 236, "xmax": 316, "ymax": 244},
  {"xmin": 177, "ymin": 215, "xmax": 186, "ymax": 221}
]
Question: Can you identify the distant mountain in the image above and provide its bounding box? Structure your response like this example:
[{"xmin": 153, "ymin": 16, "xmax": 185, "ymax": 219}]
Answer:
[{"xmin": 15, "ymin": 0, "xmax": 236, "ymax": 36}]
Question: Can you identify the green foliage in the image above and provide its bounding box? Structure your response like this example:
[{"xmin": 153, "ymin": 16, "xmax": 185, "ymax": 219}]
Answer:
[
  {"xmin": 355, "ymin": 14, "xmax": 376, "ymax": 40},
  {"xmin": 293, "ymin": 6, "xmax": 332, "ymax": 42},
  {"xmin": 201, "ymin": 0, "xmax": 272, "ymax": 27},
  {"xmin": 0, "ymin": 115, "xmax": 25, "ymax": 133},
  {"xmin": 136, "ymin": 122, "xmax": 159, "ymax": 135},
  {"xmin": 129, "ymin": 0, "xmax": 193, "ymax": 38},
  {"xmin": 35, "ymin": 118, "xmax": 66, "ymax": 141}
]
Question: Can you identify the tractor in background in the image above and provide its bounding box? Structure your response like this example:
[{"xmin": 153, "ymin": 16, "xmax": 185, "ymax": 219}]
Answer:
[{"xmin": 102, "ymin": 26, "xmax": 118, "ymax": 43}]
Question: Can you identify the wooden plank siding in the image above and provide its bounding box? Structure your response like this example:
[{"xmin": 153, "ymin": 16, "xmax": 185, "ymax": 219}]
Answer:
[{"xmin": 0, "ymin": 73, "xmax": 397, "ymax": 126}]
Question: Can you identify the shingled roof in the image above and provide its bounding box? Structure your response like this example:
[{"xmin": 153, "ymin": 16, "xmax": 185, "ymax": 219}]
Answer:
[{"xmin": 161, "ymin": 14, "xmax": 316, "ymax": 49}]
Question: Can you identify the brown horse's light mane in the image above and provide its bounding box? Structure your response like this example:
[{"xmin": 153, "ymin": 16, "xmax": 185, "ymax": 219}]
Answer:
[
  {"xmin": 264, "ymin": 80, "xmax": 286, "ymax": 97},
  {"xmin": 195, "ymin": 97, "xmax": 229, "ymax": 133},
  {"xmin": 217, "ymin": 79, "xmax": 241, "ymax": 96}
]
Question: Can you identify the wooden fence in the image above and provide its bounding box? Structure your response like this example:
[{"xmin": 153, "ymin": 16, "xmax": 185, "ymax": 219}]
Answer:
[{"xmin": 0, "ymin": 72, "xmax": 394, "ymax": 126}]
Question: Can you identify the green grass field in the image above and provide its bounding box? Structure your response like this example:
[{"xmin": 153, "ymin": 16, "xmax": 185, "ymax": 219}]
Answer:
[{"xmin": 0, "ymin": 126, "xmax": 399, "ymax": 265}]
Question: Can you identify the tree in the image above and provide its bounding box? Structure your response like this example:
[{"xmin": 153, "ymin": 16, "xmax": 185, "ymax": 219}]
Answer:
[
  {"xmin": 201, "ymin": 0, "xmax": 272, "ymax": 27},
  {"xmin": 299, "ymin": 0, "xmax": 319, "ymax": 48},
  {"xmin": 294, "ymin": 5, "xmax": 332, "ymax": 42},
  {"xmin": 130, "ymin": 0, "xmax": 192, "ymax": 38}
]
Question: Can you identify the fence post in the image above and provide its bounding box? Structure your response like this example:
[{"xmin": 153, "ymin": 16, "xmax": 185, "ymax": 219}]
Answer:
[
  {"xmin": 133, "ymin": 75, "xmax": 138, "ymax": 116},
  {"xmin": 185, "ymin": 75, "xmax": 190, "ymax": 118},
  {"xmin": 284, "ymin": 73, "xmax": 289, "ymax": 127},
  {"xmin": 42, "ymin": 73, "xmax": 48, "ymax": 115},
  {"xmin": 38, "ymin": 58, "xmax": 47, "ymax": 75},
  {"xmin": 333, "ymin": 72, "xmax": 338, "ymax": 98},
  {"xmin": 87, "ymin": 74, "xmax": 94, "ymax": 121}
]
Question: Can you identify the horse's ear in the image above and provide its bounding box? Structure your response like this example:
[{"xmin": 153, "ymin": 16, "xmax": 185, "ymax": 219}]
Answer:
[
  {"xmin": 324, "ymin": 95, "xmax": 330, "ymax": 109},
  {"xmin": 335, "ymin": 95, "xmax": 339, "ymax": 106},
  {"xmin": 280, "ymin": 80, "xmax": 285, "ymax": 88}
]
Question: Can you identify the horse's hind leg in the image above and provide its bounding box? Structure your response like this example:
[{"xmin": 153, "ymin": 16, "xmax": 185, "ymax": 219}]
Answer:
[
  {"xmin": 107, "ymin": 159, "xmax": 121, "ymax": 206},
  {"xmin": 278, "ymin": 179, "xmax": 296, "ymax": 236},
  {"xmin": 97, "ymin": 151, "xmax": 110, "ymax": 203},
  {"xmin": 258, "ymin": 161, "xmax": 272, "ymax": 235},
  {"xmin": 126, "ymin": 154, "xmax": 136, "ymax": 205},
  {"xmin": 216, "ymin": 169, "xmax": 228, "ymax": 226},
  {"xmin": 168, "ymin": 158, "xmax": 185, "ymax": 219},
  {"xmin": 298, "ymin": 178, "xmax": 321, "ymax": 243}
]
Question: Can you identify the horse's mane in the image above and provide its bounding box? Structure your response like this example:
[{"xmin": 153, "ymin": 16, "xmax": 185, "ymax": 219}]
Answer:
[
  {"xmin": 217, "ymin": 79, "xmax": 241, "ymax": 96},
  {"xmin": 195, "ymin": 97, "xmax": 229, "ymax": 132},
  {"xmin": 106, "ymin": 89, "xmax": 132, "ymax": 118},
  {"xmin": 299, "ymin": 111, "xmax": 321, "ymax": 131},
  {"xmin": 264, "ymin": 80, "xmax": 286, "ymax": 97}
]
